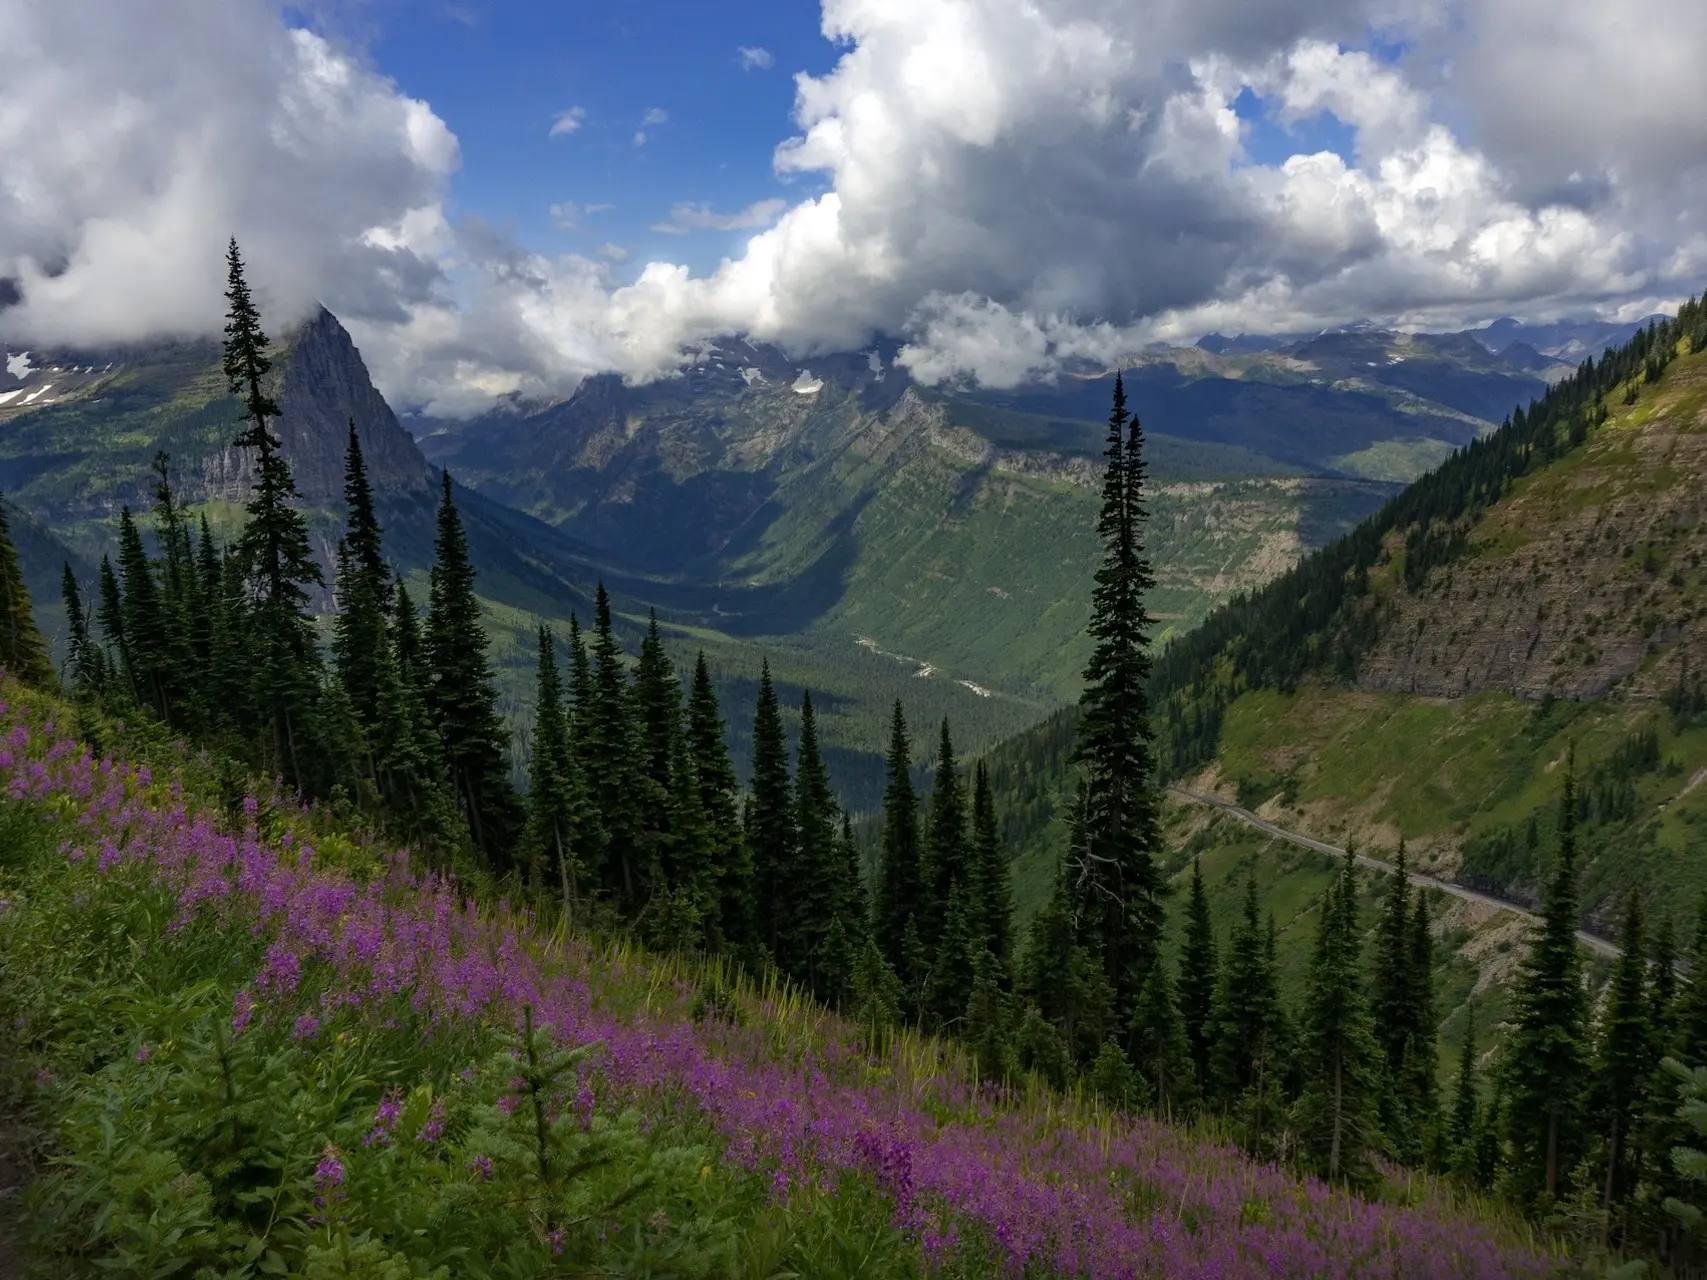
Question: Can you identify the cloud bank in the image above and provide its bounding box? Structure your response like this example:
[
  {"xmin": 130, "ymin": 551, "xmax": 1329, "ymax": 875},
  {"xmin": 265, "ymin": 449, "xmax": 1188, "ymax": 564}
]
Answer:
[{"xmin": 2, "ymin": 0, "xmax": 1705, "ymax": 411}]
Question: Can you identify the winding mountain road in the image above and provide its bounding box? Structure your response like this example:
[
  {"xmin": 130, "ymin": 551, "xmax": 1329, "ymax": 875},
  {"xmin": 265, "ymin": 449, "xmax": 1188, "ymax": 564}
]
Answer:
[{"xmin": 1166, "ymin": 785, "xmax": 1621, "ymax": 960}]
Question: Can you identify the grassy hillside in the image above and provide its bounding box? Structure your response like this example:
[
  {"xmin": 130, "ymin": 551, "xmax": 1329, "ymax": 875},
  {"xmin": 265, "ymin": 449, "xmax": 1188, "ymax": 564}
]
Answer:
[{"xmin": 0, "ymin": 676, "xmax": 1556, "ymax": 1277}]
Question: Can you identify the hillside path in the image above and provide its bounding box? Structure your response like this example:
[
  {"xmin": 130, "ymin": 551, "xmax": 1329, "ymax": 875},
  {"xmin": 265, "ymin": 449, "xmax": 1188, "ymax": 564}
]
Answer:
[{"xmin": 1166, "ymin": 785, "xmax": 1620, "ymax": 959}]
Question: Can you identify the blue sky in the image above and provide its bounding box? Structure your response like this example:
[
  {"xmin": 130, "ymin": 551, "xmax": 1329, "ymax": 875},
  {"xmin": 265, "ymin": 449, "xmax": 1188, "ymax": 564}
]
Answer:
[{"xmin": 333, "ymin": 0, "xmax": 842, "ymax": 275}]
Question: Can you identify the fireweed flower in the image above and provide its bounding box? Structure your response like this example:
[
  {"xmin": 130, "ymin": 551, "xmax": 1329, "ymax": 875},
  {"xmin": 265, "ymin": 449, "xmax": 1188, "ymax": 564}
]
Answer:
[
  {"xmin": 415, "ymin": 1097, "xmax": 447, "ymax": 1145},
  {"xmin": 293, "ymin": 1014, "xmax": 321, "ymax": 1041},
  {"xmin": 364, "ymin": 1088, "xmax": 405, "ymax": 1148},
  {"xmin": 468, "ymin": 1154, "xmax": 494, "ymax": 1180}
]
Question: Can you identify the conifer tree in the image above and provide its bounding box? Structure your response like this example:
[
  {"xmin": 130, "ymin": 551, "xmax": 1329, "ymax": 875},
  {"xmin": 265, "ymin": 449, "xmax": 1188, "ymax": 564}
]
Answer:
[
  {"xmin": 370, "ymin": 602, "xmax": 459, "ymax": 858},
  {"xmin": 1651, "ymin": 913, "xmax": 1678, "ymax": 1052},
  {"xmin": 686, "ymin": 652, "xmax": 747, "ymax": 955},
  {"xmin": 784, "ymin": 690, "xmax": 842, "ymax": 990},
  {"xmin": 923, "ymin": 718, "xmax": 970, "ymax": 952},
  {"xmin": 1090, "ymin": 1039, "xmax": 1141, "ymax": 1111},
  {"xmin": 1503, "ymin": 763, "xmax": 1590, "ymax": 1206},
  {"xmin": 332, "ymin": 422, "xmax": 391, "ymax": 729},
  {"xmin": 851, "ymin": 936, "xmax": 906, "ymax": 1044},
  {"xmin": 0, "ymin": 498, "xmax": 51, "ymax": 688},
  {"xmin": 969, "ymin": 760, "xmax": 1013, "ymax": 976},
  {"xmin": 148, "ymin": 454, "xmax": 198, "ymax": 728},
  {"xmin": 746, "ymin": 661, "xmax": 795, "ymax": 964},
  {"xmin": 1179, "ymin": 857, "xmax": 1219, "ymax": 1094},
  {"xmin": 425, "ymin": 471, "xmax": 519, "ymax": 866},
  {"xmin": 191, "ymin": 517, "xmax": 221, "ymax": 679},
  {"xmin": 96, "ymin": 554, "xmax": 131, "ymax": 698},
  {"xmin": 524, "ymin": 624, "xmax": 584, "ymax": 907},
  {"xmin": 1594, "ymin": 891, "xmax": 1655, "ymax": 1209},
  {"xmin": 633, "ymin": 612, "xmax": 677, "ymax": 791},
  {"xmin": 1673, "ymin": 897, "xmax": 1707, "ymax": 1067},
  {"xmin": 1070, "ymin": 372, "xmax": 1165, "ymax": 1024},
  {"xmin": 1208, "ymin": 875, "xmax": 1286, "ymax": 1111},
  {"xmin": 1131, "ymin": 959, "xmax": 1197, "ymax": 1121},
  {"xmin": 964, "ymin": 956, "xmax": 1013, "ymax": 1082},
  {"xmin": 1295, "ymin": 851, "xmax": 1382, "ymax": 1187},
  {"xmin": 116, "ymin": 506, "xmax": 167, "ymax": 719},
  {"xmin": 60, "ymin": 563, "xmax": 101, "ymax": 696},
  {"xmin": 837, "ymin": 812, "xmax": 869, "ymax": 943},
  {"xmin": 657, "ymin": 722, "xmax": 715, "ymax": 950},
  {"xmin": 875, "ymin": 701, "xmax": 923, "ymax": 976},
  {"xmin": 222, "ymin": 239, "xmax": 325, "ymax": 787},
  {"xmin": 1024, "ymin": 851, "xmax": 1117, "ymax": 1062},
  {"xmin": 1405, "ymin": 888, "xmax": 1440, "ymax": 1163},
  {"xmin": 391, "ymin": 580, "xmax": 430, "ymax": 705},
  {"xmin": 925, "ymin": 883, "xmax": 980, "ymax": 1031},
  {"xmin": 1450, "ymin": 1003, "xmax": 1481, "ymax": 1171},
  {"xmin": 585, "ymin": 584, "xmax": 639, "ymax": 903},
  {"xmin": 1372, "ymin": 841, "xmax": 1415, "ymax": 1087}
]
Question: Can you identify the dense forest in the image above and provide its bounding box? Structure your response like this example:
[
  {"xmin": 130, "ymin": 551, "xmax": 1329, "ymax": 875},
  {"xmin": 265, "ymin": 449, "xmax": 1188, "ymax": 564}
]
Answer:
[{"xmin": 10, "ymin": 242, "xmax": 1707, "ymax": 1267}]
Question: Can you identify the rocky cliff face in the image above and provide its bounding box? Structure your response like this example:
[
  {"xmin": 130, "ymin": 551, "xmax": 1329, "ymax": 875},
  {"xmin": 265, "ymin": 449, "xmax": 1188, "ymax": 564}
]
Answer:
[
  {"xmin": 1354, "ymin": 353, "xmax": 1707, "ymax": 702},
  {"xmin": 195, "ymin": 308, "xmax": 433, "ymax": 506}
]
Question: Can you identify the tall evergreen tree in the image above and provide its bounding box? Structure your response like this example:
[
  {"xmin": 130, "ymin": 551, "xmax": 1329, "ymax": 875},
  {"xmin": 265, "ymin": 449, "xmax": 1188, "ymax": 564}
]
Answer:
[
  {"xmin": 149, "ymin": 453, "xmax": 198, "ymax": 727},
  {"xmin": 1593, "ymin": 891, "xmax": 1655, "ymax": 1209},
  {"xmin": 686, "ymin": 652, "xmax": 747, "ymax": 956},
  {"xmin": 1503, "ymin": 763, "xmax": 1590, "ymax": 1206},
  {"xmin": 923, "ymin": 718, "xmax": 970, "ymax": 952},
  {"xmin": 925, "ymin": 882, "xmax": 980, "ymax": 1032},
  {"xmin": 875, "ymin": 701, "xmax": 923, "ymax": 976},
  {"xmin": 60, "ymin": 563, "xmax": 101, "ymax": 696},
  {"xmin": 785, "ymin": 690, "xmax": 843, "ymax": 991},
  {"xmin": 96, "ymin": 554, "xmax": 131, "ymax": 697},
  {"xmin": 1179, "ymin": 857, "xmax": 1219, "ymax": 1094},
  {"xmin": 370, "ymin": 609, "xmax": 459, "ymax": 858},
  {"xmin": 1070, "ymin": 371, "xmax": 1165, "ymax": 1024},
  {"xmin": 332, "ymin": 422, "xmax": 392, "ymax": 729},
  {"xmin": 746, "ymin": 661, "xmax": 795, "ymax": 965},
  {"xmin": 222, "ymin": 239, "xmax": 325, "ymax": 787},
  {"xmin": 585, "ymin": 584, "xmax": 639, "ymax": 904},
  {"xmin": 969, "ymin": 760, "xmax": 1013, "ymax": 976},
  {"xmin": 1406, "ymin": 888, "xmax": 1440, "ymax": 1163},
  {"xmin": 1131, "ymin": 959, "xmax": 1197, "ymax": 1121},
  {"xmin": 1295, "ymin": 850, "xmax": 1382, "ymax": 1187},
  {"xmin": 1208, "ymin": 876, "xmax": 1286, "ymax": 1112},
  {"xmin": 425, "ymin": 471, "xmax": 519, "ymax": 866},
  {"xmin": 116, "ymin": 506, "xmax": 167, "ymax": 719},
  {"xmin": 632, "ymin": 612, "xmax": 677, "ymax": 791},
  {"xmin": 524, "ymin": 624, "xmax": 584, "ymax": 907},
  {"xmin": 0, "ymin": 498, "xmax": 51, "ymax": 688},
  {"xmin": 1450, "ymin": 1002, "xmax": 1481, "ymax": 1167},
  {"xmin": 1023, "ymin": 843, "xmax": 1117, "ymax": 1063}
]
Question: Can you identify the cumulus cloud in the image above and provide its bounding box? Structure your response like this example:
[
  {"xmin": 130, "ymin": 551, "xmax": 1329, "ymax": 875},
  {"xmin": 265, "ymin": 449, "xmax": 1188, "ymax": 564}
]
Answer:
[
  {"xmin": 548, "ymin": 201, "xmax": 613, "ymax": 230},
  {"xmin": 737, "ymin": 45, "xmax": 775, "ymax": 70},
  {"xmin": 548, "ymin": 106, "xmax": 586, "ymax": 138},
  {"xmin": 649, "ymin": 199, "xmax": 788, "ymax": 235},
  {"xmin": 0, "ymin": 0, "xmax": 455, "ymax": 344},
  {"xmin": 5, "ymin": 0, "xmax": 1706, "ymax": 410},
  {"xmin": 593, "ymin": 243, "xmax": 631, "ymax": 263}
]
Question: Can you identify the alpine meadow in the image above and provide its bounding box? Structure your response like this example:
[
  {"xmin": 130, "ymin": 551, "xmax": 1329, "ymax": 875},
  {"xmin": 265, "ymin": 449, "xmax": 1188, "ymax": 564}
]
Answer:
[{"xmin": 7, "ymin": 1, "xmax": 1707, "ymax": 1276}]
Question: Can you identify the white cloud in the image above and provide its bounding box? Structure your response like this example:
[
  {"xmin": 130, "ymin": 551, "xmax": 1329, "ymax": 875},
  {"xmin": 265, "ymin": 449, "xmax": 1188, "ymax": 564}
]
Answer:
[
  {"xmin": 548, "ymin": 106, "xmax": 586, "ymax": 138},
  {"xmin": 641, "ymin": 107, "xmax": 669, "ymax": 127},
  {"xmin": 593, "ymin": 242, "xmax": 630, "ymax": 262},
  {"xmin": 650, "ymin": 199, "xmax": 788, "ymax": 234},
  {"xmin": 737, "ymin": 45, "xmax": 775, "ymax": 70},
  {"xmin": 5, "ymin": 0, "xmax": 1706, "ymax": 412},
  {"xmin": 548, "ymin": 201, "xmax": 613, "ymax": 230}
]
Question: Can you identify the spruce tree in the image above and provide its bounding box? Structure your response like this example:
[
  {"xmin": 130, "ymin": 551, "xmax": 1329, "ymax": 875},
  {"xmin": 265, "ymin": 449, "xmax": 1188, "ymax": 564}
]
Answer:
[
  {"xmin": 1405, "ymin": 888, "xmax": 1440, "ymax": 1164},
  {"xmin": 1070, "ymin": 372, "xmax": 1165, "ymax": 1024},
  {"xmin": 425, "ymin": 471, "xmax": 519, "ymax": 867},
  {"xmin": 148, "ymin": 454, "xmax": 198, "ymax": 728},
  {"xmin": 60, "ymin": 563, "xmax": 101, "ymax": 696},
  {"xmin": 875, "ymin": 701, "xmax": 923, "ymax": 977},
  {"xmin": 524, "ymin": 625, "xmax": 583, "ymax": 906},
  {"xmin": 969, "ymin": 760, "xmax": 1013, "ymax": 976},
  {"xmin": 686, "ymin": 652, "xmax": 747, "ymax": 955},
  {"xmin": 0, "ymin": 498, "xmax": 51, "ymax": 688},
  {"xmin": 746, "ymin": 661, "xmax": 795, "ymax": 965},
  {"xmin": 1208, "ymin": 875, "xmax": 1286, "ymax": 1111},
  {"xmin": 922, "ymin": 718, "xmax": 970, "ymax": 952},
  {"xmin": 332, "ymin": 422, "xmax": 391, "ymax": 729},
  {"xmin": 1294, "ymin": 850, "xmax": 1382, "ymax": 1187},
  {"xmin": 585, "ymin": 584, "xmax": 639, "ymax": 904},
  {"xmin": 116, "ymin": 506, "xmax": 167, "ymax": 719},
  {"xmin": 1673, "ymin": 896, "xmax": 1707, "ymax": 1067},
  {"xmin": 964, "ymin": 956, "xmax": 1013, "ymax": 1082},
  {"xmin": 633, "ymin": 612, "xmax": 677, "ymax": 791},
  {"xmin": 1450, "ymin": 1003, "xmax": 1481, "ymax": 1171},
  {"xmin": 96, "ymin": 554, "xmax": 131, "ymax": 698},
  {"xmin": 191, "ymin": 517, "xmax": 222, "ymax": 690},
  {"xmin": 925, "ymin": 883, "xmax": 980, "ymax": 1031},
  {"xmin": 1593, "ymin": 891, "xmax": 1655, "ymax": 1209},
  {"xmin": 1131, "ymin": 959, "xmax": 1197, "ymax": 1121},
  {"xmin": 784, "ymin": 690, "xmax": 842, "ymax": 990},
  {"xmin": 371, "ymin": 601, "xmax": 459, "ymax": 859},
  {"xmin": 1372, "ymin": 842, "xmax": 1415, "ymax": 1092},
  {"xmin": 1503, "ymin": 763, "xmax": 1590, "ymax": 1206},
  {"xmin": 222, "ymin": 240, "xmax": 325, "ymax": 787},
  {"xmin": 1023, "ymin": 850, "xmax": 1117, "ymax": 1062},
  {"xmin": 1179, "ymin": 857, "xmax": 1219, "ymax": 1094}
]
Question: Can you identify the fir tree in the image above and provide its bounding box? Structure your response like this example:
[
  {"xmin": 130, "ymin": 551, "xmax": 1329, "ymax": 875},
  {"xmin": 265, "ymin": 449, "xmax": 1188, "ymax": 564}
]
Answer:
[
  {"xmin": 1090, "ymin": 1039, "xmax": 1142, "ymax": 1111},
  {"xmin": 1450, "ymin": 1003, "xmax": 1481, "ymax": 1170},
  {"xmin": 116, "ymin": 506, "xmax": 167, "ymax": 719},
  {"xmin": 1372, "ymin": 841, "xmax": 1415, "ymax": 1096},
  {"xmin": 922, "ymin": 718, "xmax": 970, "ymax": 952},
  {"xmin": 969, "ymin": 760, "xmax": 1014, "ymax": 976},
  {"xmin": 632, "ymin": 612, "xmax": 677, "ymax": 791},
  {"xmin": 96, "ymin": 554, "xmax": 131, "ymax": 698},
  {"xmin": 585, "ymin": 584, "xmax": 639, "ymax": 904},
  {"xmin": 1295, "ymin": 850, "xmax": 1382, "ymax": 1187},
  {"xmin": 1179, "ymin": 856, "xmax": 1218, "ymax": 1094},
  {"xmin": 784, "ymin": 690, "xmax": 842, "ymax": 991},
  {"xmin": 1208, "ymin": 875, "xmax": 1286, "ymax": 1114},
  {"xmin": 148, "ymin": 453, "xmax": 198, "ymax": 728},
  {"xmin": 0, "ymin": 498, "xmax": 51, "ymax": 688},
  {"xmin": 1405, "ymin": 888, "xmax": 1440, "ymax": 1165},
  {"xmin": 60, "ymin": 563, "xmax": 101, "ymax": 696},
  {"xmin": 332, "ymin": 422, "xmax": 392, "ymax": 729},
  {"xmin": 1023, "ymin": 850, "xmax": 1117, "ymax": 1062},
  {"xmin": 925, "ymin": 882, "xmax": 980, "ymax": 1031},
  {"xmin": 371, "ymin": 605, "xmax": 459, "ymax": 859},
  {"xmin": 1131, "ymin": 959, "xmax": 1197, "ymax": 1122},
  {"xmin": 875, "ymin": 701, "xmax": 924, "ymax": 977},
  {"xmin": 524, "ymin": 624, "xmax": 584, "ymax": 908},
  {"xmin": 1503, "ymin": 762, "xmax": 1590, "ymax": 1206},
  {"xmin": 851, "ymin": 936, "xmax": 906, "ymax": 1044},
  {"xmin": 1593, "ymin": 891, "xmax": 1655, "ymax": 1209},
  {"xmin": 746, "ymin": 661, "xmax": 795, "ymax": 965},
  {"xmin": 425, "ymin": 471, "xmax": 519, "ymax": 866},
  {"xmin": 964, "ymin": 956, "xmax": 1013, "ymax": 1082},
  {"xmin": 686, "ymin": 652, "xmax": 746, "ymax": 956},
  {"xmin": 1070, "ymin": 372, "xmax": 1165, "ymax": 1025},
  {"xmin": 223, "ymin": 240, "xmax": 325, "ymax": 787}
]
